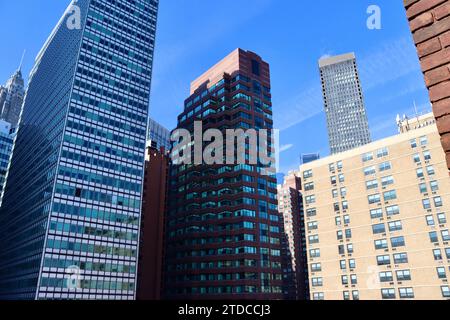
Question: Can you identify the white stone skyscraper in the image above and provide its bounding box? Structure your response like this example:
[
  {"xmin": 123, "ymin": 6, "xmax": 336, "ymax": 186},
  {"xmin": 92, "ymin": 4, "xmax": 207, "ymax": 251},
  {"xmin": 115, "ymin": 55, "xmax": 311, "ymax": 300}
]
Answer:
[
  {"xmin": 319, "ymin": 53, "xmax": 371, "ymax": 154},
  {"xmin": 0, "ymin": 67, "xmax": 25, "ymax": 129}
]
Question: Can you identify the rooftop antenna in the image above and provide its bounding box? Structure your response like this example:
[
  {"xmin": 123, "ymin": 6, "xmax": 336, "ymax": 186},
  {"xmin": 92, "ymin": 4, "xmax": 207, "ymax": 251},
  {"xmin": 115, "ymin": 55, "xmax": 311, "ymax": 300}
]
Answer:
[
  {"xmin": 413, "ymin": 100, "xmax": 419, "ymax": 118},
  {"xmin": 18, "ymin": 50, "xmax": 26, "ymax": 71}
]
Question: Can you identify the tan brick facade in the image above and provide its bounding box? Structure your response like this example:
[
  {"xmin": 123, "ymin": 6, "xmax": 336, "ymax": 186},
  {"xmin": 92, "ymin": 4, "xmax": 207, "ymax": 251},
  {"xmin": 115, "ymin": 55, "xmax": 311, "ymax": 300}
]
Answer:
[{"xmin": 404, "ymin": 0, "xmax": 450, "ymax": 170}]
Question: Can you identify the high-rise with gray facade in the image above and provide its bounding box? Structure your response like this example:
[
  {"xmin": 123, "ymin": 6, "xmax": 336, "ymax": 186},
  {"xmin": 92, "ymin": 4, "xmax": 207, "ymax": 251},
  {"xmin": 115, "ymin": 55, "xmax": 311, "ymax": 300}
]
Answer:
[
  {"xmin": 319, "ymin": 53, "xmax": 371, "ymax": 154},
  {"xmin": 0, "ymin": 68, "xmax": 25, "ymax": 128},
  {"xmin": 0, "ymin": 0, "xmax": 158, "ymax": 300},
  {"xmin": 148, "ymin": 117, "xmax": 170, "ymax": 151}
]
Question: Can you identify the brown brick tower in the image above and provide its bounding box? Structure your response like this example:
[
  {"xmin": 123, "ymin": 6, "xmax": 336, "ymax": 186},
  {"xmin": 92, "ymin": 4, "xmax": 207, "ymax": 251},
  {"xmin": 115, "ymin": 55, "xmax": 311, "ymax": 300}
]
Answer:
[
  {"xmin": 404, "ymin": 0, "xmax": 450, "ymax": 171},
  {"xmin": 164, "ymin": 49, "xmax": 284, "ymax": 299}
]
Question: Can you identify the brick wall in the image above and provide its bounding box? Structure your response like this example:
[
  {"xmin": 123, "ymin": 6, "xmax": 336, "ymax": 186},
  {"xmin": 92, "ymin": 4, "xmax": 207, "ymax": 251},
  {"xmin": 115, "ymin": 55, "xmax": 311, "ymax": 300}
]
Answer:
[{"xmin": 404, "ymin": 0, "xmax": 450, "ymax": 170}]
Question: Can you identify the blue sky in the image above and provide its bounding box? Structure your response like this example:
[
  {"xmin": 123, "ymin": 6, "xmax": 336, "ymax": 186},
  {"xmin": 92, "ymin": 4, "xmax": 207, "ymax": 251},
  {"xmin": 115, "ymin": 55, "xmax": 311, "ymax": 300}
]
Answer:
[{"xmin": 0, "ymin": 0, "xmax": 431, "ymax": 175}]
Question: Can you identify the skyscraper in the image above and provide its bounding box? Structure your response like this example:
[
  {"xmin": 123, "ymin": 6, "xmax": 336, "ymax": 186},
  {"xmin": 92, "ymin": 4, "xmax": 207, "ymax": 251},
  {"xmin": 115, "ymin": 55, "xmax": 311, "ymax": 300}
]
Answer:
[
  {"xmin": 0, "ymin": 0, "xmax": 158, "ymax": 300},
  {"xmin": 0, "ymin": 120, "xmax": 14, "ymax": 199},
  {"xmin": 277, "ymin": 172, "xmax": 309, "ymax": 300},
  {"xmin": 302, "ymin": 153, "xmax": 320, "ymax": 165},
  {"xmin": 164, "ymin": 49, "xmax": 284, "ymax": 299},
  {"xmin": 319, "ymin": 53, "xmax": 371, "ymax": 154},
  {"xmin": 0, "ymin": 68, "xmax": 25, "ymax": 128},
  {"xmin": 148, "ymin": 117, "xmax": 171, "ymax": 151}
]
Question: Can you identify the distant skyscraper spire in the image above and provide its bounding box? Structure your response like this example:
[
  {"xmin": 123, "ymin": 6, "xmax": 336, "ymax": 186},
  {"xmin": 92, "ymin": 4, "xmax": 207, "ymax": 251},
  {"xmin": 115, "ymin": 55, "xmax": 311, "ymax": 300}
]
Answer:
[
  {"xmin": 0, "ymin": 60, "xmax": 25, "ymax": 128},
  {"xmin": 18, "ymin": 50, "xmax": 26, "ymax": 71}
]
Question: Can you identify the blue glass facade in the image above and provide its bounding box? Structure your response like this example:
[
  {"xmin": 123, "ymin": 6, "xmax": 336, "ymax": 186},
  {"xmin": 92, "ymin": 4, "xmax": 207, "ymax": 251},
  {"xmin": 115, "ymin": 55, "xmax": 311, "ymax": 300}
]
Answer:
[
  {"xmin": 0, "ymin": 120, "xmax": 14, "ymax": 199},
  {"xmin": 0, "ymin": 0, "xmax": 158, "ymax": 300}
]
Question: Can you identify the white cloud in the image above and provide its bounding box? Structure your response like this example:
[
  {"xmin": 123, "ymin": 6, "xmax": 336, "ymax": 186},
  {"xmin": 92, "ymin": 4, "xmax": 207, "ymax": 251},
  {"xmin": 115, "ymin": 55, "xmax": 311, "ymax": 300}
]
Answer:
[{"xmin": 279, "ymin": 143, "xmax": 294, "ymax": 153}]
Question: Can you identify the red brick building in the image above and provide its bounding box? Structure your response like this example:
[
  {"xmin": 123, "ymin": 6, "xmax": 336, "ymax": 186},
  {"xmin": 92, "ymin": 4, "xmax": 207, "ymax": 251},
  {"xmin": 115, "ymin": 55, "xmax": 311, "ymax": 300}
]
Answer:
[
  {"xmin": 137, "ymin": 144, "xmax": 169, "ymax": 300},
  {"xmin": 404, "ymin": 0, "xmax": 450, "ymax": 171}
]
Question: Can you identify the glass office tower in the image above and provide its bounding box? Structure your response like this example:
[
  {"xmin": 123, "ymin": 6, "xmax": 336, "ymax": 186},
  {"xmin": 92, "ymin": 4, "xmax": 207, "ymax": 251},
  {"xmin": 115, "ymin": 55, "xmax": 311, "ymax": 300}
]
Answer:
[{"xmin": 0, "ymin": 0, "xmax": 158, "ymax": 300}]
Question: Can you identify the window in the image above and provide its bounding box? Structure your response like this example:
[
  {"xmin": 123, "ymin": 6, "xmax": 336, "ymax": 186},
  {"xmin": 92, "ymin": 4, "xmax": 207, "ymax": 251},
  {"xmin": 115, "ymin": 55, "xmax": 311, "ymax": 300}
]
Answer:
[
  {"xmin": 430, "ymin": 232, "xmax": 439, "ymax": 243},
  {"xmin": 372, "ymin": 223, "xmax": 386, "ymax": 234},
  {"xmin": 379, "ymin": 161, "xmax": 392, "ymax": 172},
  {"xmin": 350, "ymin": 274, "xmax": 357, "ymax": 285},
  {"xmin": 342, "ymin": 201, "xmax": 349, "ymax": 210},
  {"xmin": 410, "ymin": 139, "xmax": 417, "ymax": 148},
  {"xmin": 370, "ymin": 208, "xmax": 383, "ymax": 219},
  {"xmin": 437, "ymin": 267, "xmax": 447, "ymax": 279},
  {"xmin": 313, "ymin": 293, "xmax": 324, "ymax": 300},
  {"xmin": 311, "ymin": 263, "xmax": 322, "ymax": 272},
  {"xmin": 337, "ymin": 230, "xmax": 343, "ymax": 241},
  {"xmin": 362, "ymin": 152, "xmax": 373, "ymax": 162},
  {"xmin": 377, "ymin": 255, "xmax": 391, "ymax": 266},
  {"xmin": 352, "ymin": 291, "xmax": 360, "ymax": 300},
  {"xmin": 394, "ymin": 253, "xmax": 408, "ymax": 264},
  {"xmin": 423, "ymin": 199, "xmax": 431, "ymax": 210},
  {"xmin": 309, "ymin": 235, "xmax": 319, "ymax": 244},
  {"xmin": 391, "ymin": 236, "xmax": 405, "ymax": 248},
  {"xmin": 337, "ymin": 161, "xmax": 343, "ymax": 170},
  {"xmin": 375, "ymin": 239, "xmax": 388, "ymax": 250},
  {"xmin": 381, "ymin": 176, "xmax": 394, "ymax": 187},
  {"xmin": 340, "ymin": 260, "xmax": 346, "ymax": 270},
  {"xmin": 381, "ymin": 288, "xmax": 396, "ymax": 299},
  {"xmin": 340, "ymin": 187, "xmax": 347, "ymax": 197},
  {"xmin": 417, "ymin": 168, "xmax": 424, "ymax": 178},
  {"xmin": 446, "ymin": 248, "xmax": 450, "ymax": 259},
  {"xmin": 426, "ymin": 215, "xmax": 435, "ymax": 226},
  {"xmin": 388, "ymin": 221, "xmax": 403, "ymax": 232},
  {"xmin": 304, "ymin": 182, "xmax": 314, "ymax": 191},
  {"xmin": 347, "ymin": 244, "xmax": 354, "ymax": 254},
  {"xmin": 349, "ymin": 259, "xmax": 356, "ymax": 269},
  {"xmin": 341, "ymin": 275, "xmax": 349, "ymax": 285},
  {"xmin": 369, "ymin": 194, "xmax": 381, "ymax": 204},
  {"xmin": 364, "ymin": 166, "xmax": 376, "ymax": 176},
  {"xmin": 303, "ymin": 170, "xmax": 313, "ymax": 179},
  {"xmin": 343, "ymin": 291, "xmax": 350, "ymax": 300},
  {"xmin": 413, "ymin": 153, "xmax": 421, "ymax": 163},
  {"xmin": 377, "ymin": 148, "xmax": 389, "ymax": 158},
  {"xmin": 386, "ymin": 205, "xmax": 400, "ymax": 216},
  {"xmin": 332, "ymin": 189, "xmax": 338, "ymax": 198},
  {"xmin": 423, "ymin": 151, "xmax": 431, "ymax": 161},
  {"xmin": 434, "ymin": 197, "xmax": 443, "ymax": 208},
  {"xmin": 310, "ymin": 249, "xmax": 320, "ymax": 258},
  {"xmin": 419, "ymin": 183, "xmax": 428, "ymax": 194},
  {"xmin": 308, "ymin": 221, "xmax": 318, "ymax": 231},
  {"xmin": 339, "ymin": 174, "xmax": 345, "ymax": 183},
  {"xmin": 345, "ymin": 229, "xmax": 352, "ymax": 239},
  {"xmin": 380, "ymin": 271, "xmax": 393, "ymax": 282},
  {"xmin": 330, "ymin": 176, "xmax": 337, "ymax": 185},
  {"xmin": 329, "ymin": 163, "xmax": 335, "ymax": 172},
  {"xmin": 427, "ymin": 165, "xmax": 435, "ymax": 176},
  {"xmin": 305, "ymin": 195, "xmax": 316, "ymax": 205},
  {"xmin": 430, "ymin": 181, "xmax": 439, "ymax": 192},
  {"xmin": 343, "ymin": 215, "xmax": 350, "ymax": 225},
  {"xmin": 396, "ymin": 270, "xmax": 411, "ymax": 281},
  {"xmin": 441, "ymin": 286, "xmax": 450, "ymax": 298},
  {"xmin": 420, "ymin": 136, "xmax": 428, "ymax": 146},
  {"xmin": 442, "ymin": 230, "xmax": 450, "ymax": 241},
  {"xmin": 383, "ymin": 190, "xmax": 397, "ymax": 201},
  {"xmin": 366, "ymin": 179, "xmax": 378, "ymax": 190},
  {"xmin": 433, "ymin": 249, "xmax": 442, "ymax": 261},
  {"xmin": 437, "ymin": 213, "xmax": 447, "ymax": 224},
  {"xmin": 335, "ymin": 217, "xmax": 342, "ymax": 226},
  {"xmin": 399, "ymin": 287, "xmax": 414, "ymax": 299},
  {"xmin": 311, "ymin": 277, "xmax": 323, "ymax": 287},
  {"xmin": 306, "ymin": 208, "xmax": 317, "ymax": 217}
]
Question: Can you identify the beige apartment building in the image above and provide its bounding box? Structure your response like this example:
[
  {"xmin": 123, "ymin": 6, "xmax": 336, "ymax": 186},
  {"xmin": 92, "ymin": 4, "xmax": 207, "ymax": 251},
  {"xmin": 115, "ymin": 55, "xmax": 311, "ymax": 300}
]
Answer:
[{"xmin": 300, "ymin": 113, "xmax": 450, "ymax": 300}]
